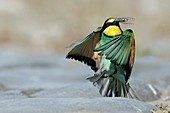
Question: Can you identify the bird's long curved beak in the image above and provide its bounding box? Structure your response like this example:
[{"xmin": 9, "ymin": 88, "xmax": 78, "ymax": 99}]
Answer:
[{"xmin": 115, "ymin": 17, "xmax": 134, "ymax": 23}]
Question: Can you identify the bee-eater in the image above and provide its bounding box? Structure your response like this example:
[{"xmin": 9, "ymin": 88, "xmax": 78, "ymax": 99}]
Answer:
[
  {"xmin": 87, "ymin": 29, "xmax": 136, "ymax": 97},
  {"xmin": 66, "ymin": 17, "xmax": 137, "ymax": 98}
]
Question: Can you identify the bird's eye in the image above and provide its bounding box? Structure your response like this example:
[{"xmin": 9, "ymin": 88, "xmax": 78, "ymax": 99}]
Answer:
[{"xmin": 106, "ymin": 23, "xmax": 111, "ymax": 27}]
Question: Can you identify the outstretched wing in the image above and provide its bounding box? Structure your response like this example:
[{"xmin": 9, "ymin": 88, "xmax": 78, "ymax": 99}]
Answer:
[
  {"xmin": 94, "ymin": 29, "xmax": 134, "ymax": 66},
  {"xmin": 66, "ymin": 27, "xmax": 102, "ymax": 72}
]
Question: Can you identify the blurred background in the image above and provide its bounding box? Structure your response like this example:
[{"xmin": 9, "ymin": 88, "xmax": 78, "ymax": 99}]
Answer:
[
  {"xmin": 0, "ymin": 1, "xmax": 170, "ymax": 109},
  {"xmin": 0, "ymin": 0, "xmax": 170, "ymax": 58}
]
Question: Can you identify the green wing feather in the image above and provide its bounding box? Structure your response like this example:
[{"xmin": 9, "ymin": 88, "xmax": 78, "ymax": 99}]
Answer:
[
  {"xmin": 67, "ymin": 27, "xmax": 102, "ymax": 48},
  {"xmin": 94, "ymin": 29, "xmax": 133, "ymax": 66},
  {"xmin": 66, "ymin": 27, "xmax": 102, "ymax": 72},
  {"xmin": 94, "ymin": 36, "xmax": 120, "ymax": 55}
]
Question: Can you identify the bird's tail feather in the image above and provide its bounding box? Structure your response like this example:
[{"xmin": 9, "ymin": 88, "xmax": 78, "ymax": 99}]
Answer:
[{"xmin": 87, "ymin": 73, "xmax": 141, "ymax": 100}]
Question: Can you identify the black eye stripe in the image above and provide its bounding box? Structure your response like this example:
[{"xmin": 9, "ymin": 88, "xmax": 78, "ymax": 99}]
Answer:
[{"xmin": 106, "ymin": 23, "xmax": 110, "ymax": 27}]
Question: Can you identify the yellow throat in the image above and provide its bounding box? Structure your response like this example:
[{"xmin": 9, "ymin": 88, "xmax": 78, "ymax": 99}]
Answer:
[{"xmin": 103, "ymin": 25, "xmax": 121, "ymax": 37}]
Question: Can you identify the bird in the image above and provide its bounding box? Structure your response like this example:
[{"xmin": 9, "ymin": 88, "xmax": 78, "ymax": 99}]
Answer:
[
  {"xmin": 87, "ymin": 29, "xmax": 136, "ymax": 97},
  {"xmin": 66, "ymin": 17, "xmax": 138, "ymax": 98}
]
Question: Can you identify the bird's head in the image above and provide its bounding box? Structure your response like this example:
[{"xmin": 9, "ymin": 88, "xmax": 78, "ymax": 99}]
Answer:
[
  {"xmin": 103, "ymin": 17, "xmax": 129, "ymax": 28},
  {"xmin": 102, "ymin": 17, "xmax": 133, "ymax": 37}
]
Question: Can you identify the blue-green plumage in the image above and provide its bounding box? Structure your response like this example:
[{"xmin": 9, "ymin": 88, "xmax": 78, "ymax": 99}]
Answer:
[{"xmin": 99, "ymin": 34, "xmax": 115, "ymax": 71}]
